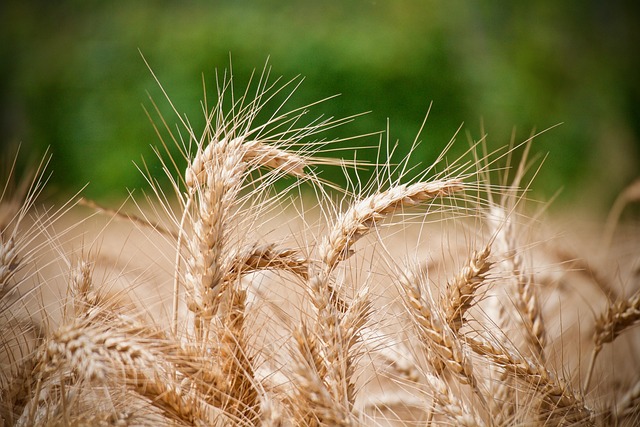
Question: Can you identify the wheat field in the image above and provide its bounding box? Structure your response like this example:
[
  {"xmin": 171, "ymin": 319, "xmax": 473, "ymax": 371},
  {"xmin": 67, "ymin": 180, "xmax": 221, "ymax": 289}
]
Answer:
[{"xmin": 1, "ymin": 68, "xmax": 639, "ymax": 426}]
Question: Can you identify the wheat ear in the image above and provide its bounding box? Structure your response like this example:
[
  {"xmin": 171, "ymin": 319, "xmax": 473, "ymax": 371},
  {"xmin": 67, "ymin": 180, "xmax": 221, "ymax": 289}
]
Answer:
[
  {"xmin": 227, "ymin": 242, "xmax": 309, "ymax": 281},
  {"xmin": 0, "ymin": 152, "xmax": 53, "ymax": 301},
  {"xmin": 441, "ymin": 244, "xmax": 492, "ymax": 333},
  {"xmin": 0, "ymin": 234, "xmax": 18, "ymax": 301},
  {"xmin": 584, "ymin": 289, "xmax": 640, "ymax": 391},
  {"xmin": 289, "ymin": 180, "xmax": 463, "ymax": 425},
  {"xmin": 318, "ymin": 179, "xmax": 464, "ymax": 271},
  {"xmin": 424, "ymin": 373, "xmax": 486, "ymax": 427},
  {"xmin": 182, "ymin": 135, "xmax": 247, "ymax": 339},
  {"xmin": 185, "ymin": 136, "xmax": 310, "ymax": 188},
  {"xmin": 511, "ymin": 254, "xmax": 546, "ymax": 360},
  {"xmin": 24, "ymin": 320, "xmax": 213, "ymax": 425},
  {"xmin": 468, "ymin": 336, "xmax": 593, "ymax": 425},
  {"xmin": 214, "ymin": 286, "xmax": 260, "ymax": 424},
  {"xmin": 399, "ymin": 264, "xmax": 487, "ymax": 410},
  {"xmin": 292, "ymin": 323, "xmax": 356, "ymax": 426},
  {"xmin": 292, "ymin": 283, "xmax": 371, "ymax": 426}
]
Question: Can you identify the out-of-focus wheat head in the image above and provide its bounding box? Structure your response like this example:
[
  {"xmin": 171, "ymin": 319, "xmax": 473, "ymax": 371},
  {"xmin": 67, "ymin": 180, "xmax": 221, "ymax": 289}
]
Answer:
[{"xmin": 1, "ymin": 64, "xmax": 639, "ymax": 426}]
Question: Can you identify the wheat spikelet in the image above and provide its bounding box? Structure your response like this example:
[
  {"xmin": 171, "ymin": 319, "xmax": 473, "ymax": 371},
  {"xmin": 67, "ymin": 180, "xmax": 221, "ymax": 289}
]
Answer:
[{"xmin": 69, "ymin": 258, "xmax": 95, "ymax": 317}]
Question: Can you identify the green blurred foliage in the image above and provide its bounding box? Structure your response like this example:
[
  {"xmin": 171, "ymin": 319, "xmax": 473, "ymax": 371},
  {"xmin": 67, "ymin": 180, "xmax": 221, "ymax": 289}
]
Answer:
[{"xmin": 1, "ymin": 1, "xmax": 639, "ymax": 212}]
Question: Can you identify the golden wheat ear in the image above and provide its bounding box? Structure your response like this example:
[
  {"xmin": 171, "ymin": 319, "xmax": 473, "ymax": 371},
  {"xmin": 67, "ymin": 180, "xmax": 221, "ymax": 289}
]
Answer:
[{"xmin": 583, "ymin": 289, "xmax": 640, "ymax": 391}]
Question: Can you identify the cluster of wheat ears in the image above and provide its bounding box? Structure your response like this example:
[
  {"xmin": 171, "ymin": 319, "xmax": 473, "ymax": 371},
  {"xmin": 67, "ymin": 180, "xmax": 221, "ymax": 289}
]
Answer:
[{"xmin": 1, "ymin": 67, "xmax": 639, "ymax": 426}]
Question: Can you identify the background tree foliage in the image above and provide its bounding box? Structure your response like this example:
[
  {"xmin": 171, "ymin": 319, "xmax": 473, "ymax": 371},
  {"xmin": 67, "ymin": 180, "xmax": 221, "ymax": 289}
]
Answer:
[{"xmin": 1, "ymin": 1, "xmax": 638, "ymax": 212}]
